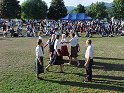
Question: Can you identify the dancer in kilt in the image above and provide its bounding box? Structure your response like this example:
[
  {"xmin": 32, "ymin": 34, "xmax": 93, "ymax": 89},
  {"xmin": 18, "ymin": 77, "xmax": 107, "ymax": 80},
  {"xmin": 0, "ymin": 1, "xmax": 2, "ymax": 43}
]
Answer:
[
  {"xmin": 44, "ymin": 34, "xmax": 56, "ymax": 71},
  {"xmin": 46, "ymin": 35, "xmax": 64, "ymax": 72},
  {"xmin": 69, "ymin": 33, "xmax": 80, "ymax": 66}
]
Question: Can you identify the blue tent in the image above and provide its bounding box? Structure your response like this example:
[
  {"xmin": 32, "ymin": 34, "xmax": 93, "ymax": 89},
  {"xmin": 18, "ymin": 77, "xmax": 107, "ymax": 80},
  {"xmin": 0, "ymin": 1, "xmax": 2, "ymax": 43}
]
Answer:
[
  {"xmin": 61, "ymin": 14, "xmax": 76, "ymax": 20},
  {"xmin": 61, "ymin": 14, "xmax": 70, "ymax": 20},
  {"xmin": 61, "ymin": 13, "xmax": 92, "ymax": 21}
]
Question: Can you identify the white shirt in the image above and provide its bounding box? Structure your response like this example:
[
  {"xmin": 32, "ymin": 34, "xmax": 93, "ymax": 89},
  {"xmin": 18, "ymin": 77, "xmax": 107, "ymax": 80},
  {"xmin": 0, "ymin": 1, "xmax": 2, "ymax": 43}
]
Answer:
[
  {"xmin": 85, "ymin": 45, "xmax": 94, "ymax": 59},
  {"xmin": 70, "ymin": 37, "xmax": 78, "ymax": 47},
  {"xmin": 38, "ymin": 36, "xmax": 44, "ymax": 44},
  {"xmin": 54, "ymin": 39, "xmax": 61, "ymax": 52},
  {"xmin": 61, "ymin": 39, "xmax": 67, "ymax": 46},
  {"xmin": 36, "ymin": 45, "xmax": 44, "ymax": 58},
  {"xmin": 39, "ymin": 36, "xmax": 43, "ymax": 40}
]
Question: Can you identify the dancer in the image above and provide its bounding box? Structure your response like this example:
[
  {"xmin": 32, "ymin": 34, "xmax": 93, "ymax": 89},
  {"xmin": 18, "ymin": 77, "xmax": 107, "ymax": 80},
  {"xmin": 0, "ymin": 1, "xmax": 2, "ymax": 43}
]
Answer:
[
  {"xmin": 35, "ymin": 39, "xmax": 44, "ymax": 79},
  {"xmin": 69, "ymin": 33, "xmax": 80, "ymax": 66},
  {"xmin": 60, "ymin": 34, "xmax": 70, "ymax": 59},
  {"xmin": 46, "ymin": 35, "xmax": 64, "ymax": 72},
  {"xmin": 38, "ymin": 31, "xmax": 45, "ymax": 54},
  {"xmin": 44, "ymin": 34, "xmax": 56, "ymax": 71}
]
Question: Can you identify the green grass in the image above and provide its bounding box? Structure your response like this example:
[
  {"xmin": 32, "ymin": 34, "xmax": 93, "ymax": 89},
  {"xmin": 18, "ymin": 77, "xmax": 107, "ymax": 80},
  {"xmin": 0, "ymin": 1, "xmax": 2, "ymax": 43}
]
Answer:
[{"xmin": 0, "ymin": 35, "xmax": 124, "ymax": 93}]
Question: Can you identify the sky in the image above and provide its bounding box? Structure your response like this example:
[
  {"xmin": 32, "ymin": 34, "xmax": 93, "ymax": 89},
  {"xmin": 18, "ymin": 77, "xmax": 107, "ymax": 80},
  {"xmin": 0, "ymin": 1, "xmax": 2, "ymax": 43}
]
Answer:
[{"xmin": 19, "ymin": 0, "xmax": 113, "ymax": 6}]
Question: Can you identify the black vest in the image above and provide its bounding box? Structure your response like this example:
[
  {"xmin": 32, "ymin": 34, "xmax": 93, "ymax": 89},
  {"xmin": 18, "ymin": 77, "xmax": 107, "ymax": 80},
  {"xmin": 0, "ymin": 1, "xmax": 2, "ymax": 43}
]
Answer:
[{"xmin": 49, "ymin": 39, "xmax": 55, "ymax": 52}]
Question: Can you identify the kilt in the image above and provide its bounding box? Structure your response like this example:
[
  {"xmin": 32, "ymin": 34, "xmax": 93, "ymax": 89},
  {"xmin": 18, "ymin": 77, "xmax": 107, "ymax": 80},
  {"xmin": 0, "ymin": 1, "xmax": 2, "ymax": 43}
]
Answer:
[
  {"xmin": 35, "ymin": 57, "xmax": 44, "ymax": 74},
  {"xmin": 70, "ymin": 46, "xmax": 78, "ymax": 58},
  {"xmin": 61, "ymin": 45, "xmax": 69, "ymax": 56},
  {"xmin": 50, "ymin": 49, "xmax": 64, "ymax": 65},
  {"xmin": 49, "ymin": 46, "xmax": 54, "ymax": 57},
  {"xmin": 49, "ymin": 51, "xmax": 54, "ymax": 58},
  {"xmin": 76, "ymin": 44, "xmax": 80, "ymax": 53}
]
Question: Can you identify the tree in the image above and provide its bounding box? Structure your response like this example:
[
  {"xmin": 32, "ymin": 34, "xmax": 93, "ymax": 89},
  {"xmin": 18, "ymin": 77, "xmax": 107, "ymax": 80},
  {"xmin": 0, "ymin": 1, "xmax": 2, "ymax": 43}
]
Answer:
[
  {"xmin": 71, "ymin": 4, "xmax": 85, "ymax": 14},
  {"xmin": 21, "ymin": 0, "xmax": 31, "ymax": 19},
  {"xmin": 106, "ymin": 7, "xmax": 113, "ymax": 20},
  {"xmin": 113, "ymin": 0, "xmax": 124, "ymax": 20},
  {"xmin": 0, "ymin": 0, "xmax": 21, "ymax": 19},
  {"xmin": 21, "ymin": 0, "xmax": 48, "ymax": 19},
  {"xmin": 87, "ymin": 2, "xmax": 108, "ymax": 19},
  {"xmin": 47, "ymin": 0, "xmax": 67, "ymax": 20}
]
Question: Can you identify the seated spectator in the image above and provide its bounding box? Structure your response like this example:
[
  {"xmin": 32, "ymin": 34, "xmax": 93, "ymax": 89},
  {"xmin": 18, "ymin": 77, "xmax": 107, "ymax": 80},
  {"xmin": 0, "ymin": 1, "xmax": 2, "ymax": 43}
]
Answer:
[
  {"xmin": 121, "ymin": 31, "xmax": 124, "ymax": 36},
  {"xmin": 3, "ymin": 30, "xmax": 7, "ymax": 37},
  {"xmin": 10, "ymin": 27, "xmax": 14, "ymax": 37}
]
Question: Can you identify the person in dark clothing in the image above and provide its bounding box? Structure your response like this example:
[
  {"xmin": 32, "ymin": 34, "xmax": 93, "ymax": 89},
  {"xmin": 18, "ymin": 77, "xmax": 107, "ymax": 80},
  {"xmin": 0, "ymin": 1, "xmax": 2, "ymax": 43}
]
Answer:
[
  {"xmin": 10, "ymin": 28, "xmax": 15, "ymax": 37},
  {"xmin": 44, "ymin": 34, "xmax": 56, "ymax": 71}
]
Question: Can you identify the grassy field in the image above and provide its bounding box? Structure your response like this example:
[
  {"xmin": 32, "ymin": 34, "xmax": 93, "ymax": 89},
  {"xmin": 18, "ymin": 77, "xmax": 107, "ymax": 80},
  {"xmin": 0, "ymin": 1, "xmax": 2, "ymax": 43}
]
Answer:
[{"xmin": 0, "ymin": 35, "xmax": 124, "ymax": 93}]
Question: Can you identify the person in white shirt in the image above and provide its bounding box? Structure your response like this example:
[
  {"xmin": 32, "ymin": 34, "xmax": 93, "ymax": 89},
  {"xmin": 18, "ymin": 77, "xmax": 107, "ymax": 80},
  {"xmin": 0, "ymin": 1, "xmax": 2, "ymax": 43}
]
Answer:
[
  {"xmin": 84, "ymin": 39, "xmax": 94, "ymax": 82},
  {"xmin": 38, "ymin": 31, "xmax": 43, "ymax": 41},
  {"xmin": 46, "ymin": 35, "xmax": 64, "ymax": 72},
  {"xmin": 38, "ymin": 31, "xmax": 44, "ymax": 54},
  {"xmin": 35, "ymin": 39, "xmax": 44, "ymax": 79},
  {"xmin": 69, "ymin": 33, "xmax": 80, "ymax": 66},
  {"xmin": 74, "ymin": 33, "xmax": 80, "ymax": 53}
]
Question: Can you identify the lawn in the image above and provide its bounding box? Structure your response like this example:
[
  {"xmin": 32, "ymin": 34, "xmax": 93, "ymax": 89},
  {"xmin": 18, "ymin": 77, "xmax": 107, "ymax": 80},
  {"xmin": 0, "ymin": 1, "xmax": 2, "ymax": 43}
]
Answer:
[{"xmin": 0, "ymin": 35, "xmax": 124, "ymax": 93}]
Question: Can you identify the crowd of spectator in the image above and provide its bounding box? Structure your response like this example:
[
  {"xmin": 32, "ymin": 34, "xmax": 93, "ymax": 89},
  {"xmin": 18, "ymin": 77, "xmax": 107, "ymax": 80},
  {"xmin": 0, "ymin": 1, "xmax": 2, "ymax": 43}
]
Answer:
[{"xmin": 0, "ymin": 18, "xmax": 124, "ymax": 38}]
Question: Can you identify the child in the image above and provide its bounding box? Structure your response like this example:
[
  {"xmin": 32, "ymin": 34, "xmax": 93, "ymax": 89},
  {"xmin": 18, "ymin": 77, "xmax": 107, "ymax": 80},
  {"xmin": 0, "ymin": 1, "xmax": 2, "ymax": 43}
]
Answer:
[
  {"xmin": 38, "ymin": 31, "xmax": 44, "ymax": 54},
  {"xmin": 35, "ymin": 39, "xmax": 44, "ymax": 79},
  {"xmin": 38, "ymin": 31, "xmax": 43, "ymax": 41}
]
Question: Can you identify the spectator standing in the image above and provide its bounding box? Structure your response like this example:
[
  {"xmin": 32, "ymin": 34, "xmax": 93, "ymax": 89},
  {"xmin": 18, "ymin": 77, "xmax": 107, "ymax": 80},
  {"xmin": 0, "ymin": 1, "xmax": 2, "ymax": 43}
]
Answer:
[{"xmin": 84, "ymin": 39, "xmax": 94, "ymax": 82}]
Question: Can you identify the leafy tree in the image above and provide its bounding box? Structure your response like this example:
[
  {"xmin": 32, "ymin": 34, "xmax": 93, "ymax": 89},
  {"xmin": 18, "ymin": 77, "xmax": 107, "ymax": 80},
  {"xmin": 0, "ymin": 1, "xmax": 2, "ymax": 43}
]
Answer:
[
  {"xmin": 87, "ymin": 2, "xmax": 108, "ymax": 19},
  {"xmin": 47, "ymin": 0, "xmax": 67, "ymax": 20},
  {"xmin": 106, "ymin": 7, "xmax": 113, "ymax": 20},
  {"xmin": 0, "ymin": 0, "xmax": 21, "ymax": 19},
  {"xmin": 113, "ymin": 0, "xmax": 124, "ymax": 20},
  {"xmin": 21, "ymin": 0, "xmax": 48, "ymax": 19},
  {"xmin": 71, "ymin": 4, "xmax": 85, "ymax": 14},
  {"xmin": 21, "ymin": 0, "xmax": 31, "ymax": 19}
]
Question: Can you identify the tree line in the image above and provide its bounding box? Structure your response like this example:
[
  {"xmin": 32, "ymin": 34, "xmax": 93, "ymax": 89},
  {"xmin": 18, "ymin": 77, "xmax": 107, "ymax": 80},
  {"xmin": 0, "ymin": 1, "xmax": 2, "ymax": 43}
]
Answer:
[{"xmin": 0, "ymin": 0, "xmax": 124, "ymax": 20}]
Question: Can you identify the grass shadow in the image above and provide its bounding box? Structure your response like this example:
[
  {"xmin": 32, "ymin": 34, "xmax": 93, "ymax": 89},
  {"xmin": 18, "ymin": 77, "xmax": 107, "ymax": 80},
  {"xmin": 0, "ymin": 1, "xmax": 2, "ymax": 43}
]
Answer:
[
  {"xmin": 94, "ymin": 75, "xmax": 124, "ymax": 81},
  {"xmin": 93, "ymin": 78, "xmax": 124, "ymax": 86},
  {"xmin": 93, "ymin": 75, "xmax": 124, "ymax": 86},
  {"xmin": 93, "ymin": 61, "xmax": 124, "ymax": 71},
  {"xmin": 44, "ymin": 79, "xmax": 124, "ymax": 92},
  {"xmin": 94, "ymin": 57, "xmax": 124, "ymax": 61}
]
